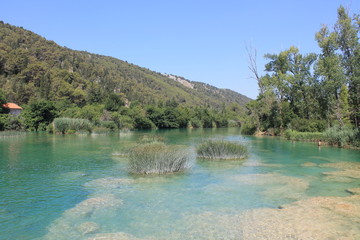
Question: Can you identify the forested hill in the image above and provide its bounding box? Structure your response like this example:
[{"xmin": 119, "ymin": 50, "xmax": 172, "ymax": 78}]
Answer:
[{"xmin": 0, "ymin": 21, "xmax": 251, "ymax": 108}]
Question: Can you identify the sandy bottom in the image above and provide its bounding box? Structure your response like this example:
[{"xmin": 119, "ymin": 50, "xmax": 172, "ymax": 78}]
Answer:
[
  {"xmin": 231, "ymin": 173, "xmax": 309, "ymax": 200},
  {"xmin": 320, "ymin": 162, "xmax": 360, "ymax": 182},
  {"xmin": 42, "ymin": 170, "xmax": 360, "ymax": 240}
]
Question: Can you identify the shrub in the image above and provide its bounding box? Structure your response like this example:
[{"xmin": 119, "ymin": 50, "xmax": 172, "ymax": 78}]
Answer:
[
  {"xmin": 4, "ymin": 116, "xmax": 24, "ymax": 131},
  {"xmin": 188, "ymin": 118, "xmax": 203, "ymax": 128},
  {"xmin": 228, "ymin": 120, "xmax": 240, "ymax": 128},
  {"xmin": 128, "ymin": 142, "xmax": 192, "ymax": 174},
  {"xmin": 133, "ymin": 116, "xmax": 155, "ymax": 129},
  {"xmin": 290, "ymin": 118, "xmax": 327, "ymax": 132},
  {"xmin": 53, "ymin": 117, "xmax": 92, "ymax": 134},
  {"xmin": 99, "ymin": 121, "xmax": 117, "ymax": 131},
  {"xmin": 196, "ymin": 140, "xmax": 249, "ymax": 160},
  {"xmin": 284, "ymin": 129, "xmax": 323, "ymax": 141},
  {"xmin": 0, "ymin": 115, "xmax": 9, "ymax": 131},
  {"xmin": 324, "ymin": 125, "xmax": 357, "ymax": 147},
  {"xmin": 240, "ymin": 123, "xmax": 256, "ymax": 135}
]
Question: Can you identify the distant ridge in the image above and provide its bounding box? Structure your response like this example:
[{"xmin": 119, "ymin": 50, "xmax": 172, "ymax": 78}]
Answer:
[{"xmin": 0, "ymin": 21, "xmax": 251, "ymax": 108}]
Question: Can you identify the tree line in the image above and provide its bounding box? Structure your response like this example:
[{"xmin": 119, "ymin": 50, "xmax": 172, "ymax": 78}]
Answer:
[
  {"xmin": 0, "ymin": 91, "xmax": 243, "ymax": 132},
  {"xmin": 243, "ymin": 6, "xmax": 359, "ymax": 147},
  {"xmin": 243, "ymin": 6, "xmax": 359, "ymax": 146}
]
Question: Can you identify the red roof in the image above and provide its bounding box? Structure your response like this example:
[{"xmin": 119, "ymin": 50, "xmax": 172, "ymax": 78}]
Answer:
[{"xmin": 2, "ymin": 103, "xmax": 23, "ymax": 110}]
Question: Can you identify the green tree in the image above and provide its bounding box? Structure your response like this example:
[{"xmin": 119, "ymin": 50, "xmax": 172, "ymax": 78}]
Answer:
[
  {"xmin": 334, "ymin": 6, "xmax": 360, "ymax": 126},
  {"xmin": 0, "ymin": 89, "xmax": 9, "ymax": 114},
  {"xmin": 22, "ymin": 100, "xmax": 58, "ymax": 131},
  {"xmin": 104, "ymin": 93, "xmax": 125, "ymax": 111}
]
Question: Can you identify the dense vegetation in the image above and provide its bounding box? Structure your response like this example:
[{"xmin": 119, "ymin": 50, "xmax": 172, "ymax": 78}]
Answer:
[
  {"xmin": 243, "ymin": 6, "xmax": 360, "ymax": 147},
  {"xmin": 0, "ymin": 21, "xmax": 250, "ymax": 132},
  {"xmin": 128, "ymin": 142, "xmax": 192, "ymax": 174},
  {"xmin": 197, "ymin": 140, "xmax": 249, "ymax": 160}
]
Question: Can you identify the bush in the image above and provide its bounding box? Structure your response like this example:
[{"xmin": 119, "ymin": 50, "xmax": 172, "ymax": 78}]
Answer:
[
  {"xmin": 128, "ymin": 142, "xmax": 192, "ymax": 174},
  {"xmin": 196, "ymin": 140, "xmax": 249, "ymax": 160},
  {"xmin": 290, "ymin": 118, "xmax": 327, "ymax": 132},
  {"xmin": 53, "ymin": 117, "xmax": 92, "ymax": 134},
  {"xmin": 99, "ymin": 121, "xmax": 117, "ymax": 131},
  {"xmin": 284, "ymin": 129, "xmax": 323, "ymax": 141},
  {"xmin": 133, "ymin": 116, "xmax": 155, "ymax": 129},
  {"xmin": 188, "ymin": 118, "xmax": 203, "ymax": 128},
  {"xmin": 0, "ymin": 115, "xmax": 24, "ymax": 131},
  {"xmin": 324, "ymin": 125, "xmax": 357, "ymax": 147},
  {"xmin": 0, "ymin": 115, "xmax": 9, "ymax": 131},
  {"xmin": 240, "ymin": 123, "xmax": 256, "ymax": 135}
]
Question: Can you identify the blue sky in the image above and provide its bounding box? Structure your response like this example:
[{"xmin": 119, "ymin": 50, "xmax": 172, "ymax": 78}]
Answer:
[{"xmin": 1, "ymin": 0, "xmax": 359, "ymax": 99}]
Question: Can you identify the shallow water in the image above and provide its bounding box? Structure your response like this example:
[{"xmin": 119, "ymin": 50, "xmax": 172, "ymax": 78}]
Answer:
[{"xmin": 0, "ymin": 128, "xmax": 359, "ymax": 240}]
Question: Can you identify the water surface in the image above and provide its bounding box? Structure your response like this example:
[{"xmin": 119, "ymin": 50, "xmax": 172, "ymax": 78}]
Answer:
[{"xmin": 0, "ymin": 128, "xmax": 359, "ymax": 239}]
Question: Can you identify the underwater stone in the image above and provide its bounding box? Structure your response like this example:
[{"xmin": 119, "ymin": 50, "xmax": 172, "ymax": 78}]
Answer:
[{"xmin": 76, "ymin": 221, "xmax": 100, "ymax": 235}]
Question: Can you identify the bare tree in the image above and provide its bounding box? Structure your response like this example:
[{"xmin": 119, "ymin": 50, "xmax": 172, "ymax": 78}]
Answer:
[{"xmin": 246, "ymin": 43, "xmax": 264, "ymax": 94}]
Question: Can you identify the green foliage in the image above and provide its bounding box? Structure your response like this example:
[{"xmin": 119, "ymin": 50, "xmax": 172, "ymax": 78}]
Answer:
[
  {"xmin": 323, "ymin": 125, "xmax": 357, "ymax": 147},
  {"xmin": 53, "ymin": 117, "xmax": 92, "ymax": 134},
  {"xmin": 133, "ymin": 115, "xmax": 155, "ymax": 130},
  {"xmin": 245, "ymin": 5, "xmax": 360, "ymax": 147},
  {"xmin": 3, "ymin": 115, "xmax": 24, "ymax": 131},
  {"xmin": 289, "ymin": 118, "xmax": 327, "ymax": 132},
  {"xmin": 99, "ymin": 121, "xmax": 117, "ymax": 132},
  {"xmin": 22, "ymin": 99, "xmax": 57, "ymax": 131},
  {"xmin": 0, "ymin": 89, "xmax": 9, "ymax": 114},
  {"xmin": 128, "ymin": 142, "xmax": 192, "ymax": 174},
  {"xmin": 0, "ymin": 115, "xmax": 9, "ymax": 131},
  {"xmin": 196, "ymin": 140, "xmax": 249, "ymax": 160},
  {"xmin": 139, "ymin": 135, "xmax": 165, "ymax": 143},
  {"xmin": 284, "ymin": 130, "xmax": 323, "ymax": 142},
  {"xmin": 0, "ymin": 21, "xmax": 250, "ymax": 115},
  {"xmin": 104, "ymin": 93, "xmax": 125, "ymax": 112}
]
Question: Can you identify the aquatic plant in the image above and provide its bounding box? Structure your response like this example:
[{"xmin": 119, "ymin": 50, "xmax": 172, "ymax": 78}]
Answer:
[
  {"xmin": 324, "ymin": 125, "xmax": 358, "ymax": 147},
  {"xmin": 139, "ymin": 135, "xmax": 165, "ymax": 143},
  {"xmin": 128, "ymin": 142, "xmax": 192, "ymax": 174},
  {"xmin": 0, "ymin": 130, "xmax": 26, "ymax": 137},
  {"xmin": 53, "ymin": 118, "xmax": 92, "ymax": 134},
  {"xmin": 196, "ymin": 140, "xmax": 248, "ymax": 160},
  {"xmin": 284, "ymin": 130, "xmax": 323, "ymax": 142}
]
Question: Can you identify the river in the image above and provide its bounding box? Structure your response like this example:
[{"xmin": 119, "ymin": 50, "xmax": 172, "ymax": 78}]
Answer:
[{"xmin": 0, "ymin": 128, "xmax": 359, "ymax": 239}]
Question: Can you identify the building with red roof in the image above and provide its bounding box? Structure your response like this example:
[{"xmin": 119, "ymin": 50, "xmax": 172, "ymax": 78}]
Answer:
[{"xmin": 2, "ymin": 103, "xmax": 23, "ymax": 116}]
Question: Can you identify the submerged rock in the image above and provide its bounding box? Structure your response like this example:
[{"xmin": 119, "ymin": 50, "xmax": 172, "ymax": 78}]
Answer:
[
  {"xmin": 319, "ymin": 161, "xmax": 360, "ymax": 170},
  {"xmin": 346, "ymin": 188, "xmax": 360, "ymax": 195},
  {"xmin": 85, "ymin": 177, "xmax": 135, "ymax": 189},
  {"xmin": 301, "ymin": 162, "xmax": 317, "ymax": 167},
  {"xmin": 87, "ymin": 232, "xmax": 142, "ymax": 240},
  {"xmin": 243, "ymin": 162, "xmax": 283, "ymax": 168},
  {"xmin": 76, "ymin": 221, "xmax": 100, "ymax": 235},
  {"xmin": 319, "ymin": 162, "xmax": 360, "ymax": 182},
  {"xmin": 231, "ymin": 173, "xmax": 309, "ymax": 200},
  {"xmin": 43, "ymin": 194, "xmax": 123, "ymax": 240}
]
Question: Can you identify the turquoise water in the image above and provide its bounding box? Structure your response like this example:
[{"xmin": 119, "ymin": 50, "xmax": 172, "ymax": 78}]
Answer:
[{"xmin": 0, "ymin": 128, "xmax": 359, "ymax": 239}]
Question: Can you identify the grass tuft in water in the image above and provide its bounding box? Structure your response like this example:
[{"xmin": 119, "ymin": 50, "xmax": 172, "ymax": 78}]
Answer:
[
  {"xmin": 139, "ymin": 135, "xmax": 165, "ymax": 143},
  {"xmin": 128, "ymin": 142, "xmax": 192, "ymax": 174},
  {"xmin": 0, "ymin": 131, "xmax": 26, "ymax": 137},
  {"xmin": 196, "ymin": 140, "xmax": 248, "ymax": 160}
]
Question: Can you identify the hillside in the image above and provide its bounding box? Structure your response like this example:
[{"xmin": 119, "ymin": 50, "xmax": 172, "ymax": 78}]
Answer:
[{"xmin": 0, "ymin": 21, "xmax": 251, "ymax": 109}]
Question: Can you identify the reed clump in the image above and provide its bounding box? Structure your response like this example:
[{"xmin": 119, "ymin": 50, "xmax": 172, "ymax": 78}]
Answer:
[
  {"xmin": 53, "ymin": 118, "xmax": 92, "ymax": 134},
  {"xmin": 139, "ymin": 135, "xmax": 165, "ymax": 143},
  {"xmin": 284, "ymin": 130, "xmax": 323, "ymax": 142},
  {"xmin": 128, "ymin": 142, "xmax": 192, "ymax": 174},
  {"xmin": 196, "ymin": 140, "xmax": 249, "ymax": 160}
]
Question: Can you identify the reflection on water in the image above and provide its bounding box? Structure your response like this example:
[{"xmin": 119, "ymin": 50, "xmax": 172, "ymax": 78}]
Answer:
[{"xmin": 0, "ymin": 129, "xmax": 360, "ymax": 240}]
